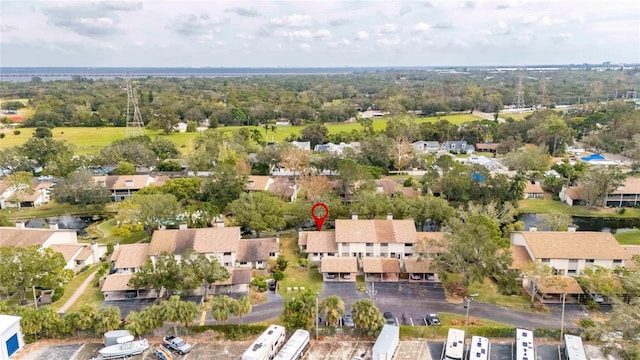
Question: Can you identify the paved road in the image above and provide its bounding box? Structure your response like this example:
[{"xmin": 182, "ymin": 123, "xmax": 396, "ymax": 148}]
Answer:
[{"xmin": 102, "ymin": 282, "xmax": 588, "ymax": 329}]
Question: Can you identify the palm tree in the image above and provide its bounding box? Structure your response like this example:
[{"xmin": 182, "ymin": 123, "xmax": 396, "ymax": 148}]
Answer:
[
  {"xmin": 61, "ymin": 312, "xmax": 82, "ymax": 337},
  {"xmin": 176, "ymin": 299, "xmax": 199, "ymax": 334},
  {"xmin": 124, "ymin": 311, "xmax": 146, "ymax": 339},
  {"xmin": 139, "ymin": 305, "xmax": 164, "ymax": 336},
  {"xmin": 76, "ymin": 304, "xmax": 97, "ymax": 337},
  {"xmin": 161, "ymin": 295, "xmax": 183, "ymax": 336},
  {"xmin": 351, "ymin": 299, "xmax": 384, "ymax": 336},
  {"xmin": 95, "ymin": 306, "xmax": 122, "ymax": 335},
  {"xmin": 508, "ymin": 172, "xmax": 527, "ymax": 201},
  {"xmin": 211, "ymin": 295, "xmax": 234, "ymax": 323},
  {"xmin": 232, "ymin": 296, "xmax": 252, "ymax": 323},
  {"xmin": 249, "ymin": 128, "xmax": 264, "ymax": 146},
  {"xmin": 321, "ymin": 295, "xmax": 345, "ymax": 329}
]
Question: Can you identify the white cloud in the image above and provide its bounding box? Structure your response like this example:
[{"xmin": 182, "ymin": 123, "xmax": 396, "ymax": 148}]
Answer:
[
  {"xmin": 300, "ymin": 43, "xmax": 310, "ymax": 51},
  {"xmin": 552, "ymin": 33, "xmax": 573, "ymax": 41},
  {"xmin": 412, "ymin": 22, "xmax": 431, "ymax": 34},
  {"xmin": 377, "ymin": 37, "xmax": 401, "ymax": 46},
  {"xmin": 497, "ymin": 21, "xmax": 507, "ymax": 30},
  {"xmin": 269, "ymin": 14, "xmax": 311, "ymax": 28},
  {"xmin": 315, "ymin": 29, "xmax": 331, "ymax": 40},
  {"xmin": 378, "ymin": 23, "xmax": 398, "ymax": 34},
  {"xmin": 282, "ymin": 29, "xmax": 331, "ymax": 41},
  {"xmin": 356, "ymin": 31, "xmax": 368, "ymax": 40}
]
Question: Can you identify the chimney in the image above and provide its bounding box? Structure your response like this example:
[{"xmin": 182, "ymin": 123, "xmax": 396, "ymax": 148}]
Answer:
[
  {"xmin": 113, "ymin": 241, "xmax": 120, "ymax": 253},
  {"xmin": 15, "ymin": 220, "xmax": 25, "ymax": 228},
  {"xmin": 215, "ymin": 216, "xmax": 225, "ymax": 228},
  {"xmin": 49, "ymin": 222, "xmax": 59, "ymax": 230},
  {"xmin": 179, "ymin": 222, "xmax": 188, "ymax": 230},
  {"xmin": 568, "ymin": 224, "xmax": 577, "ymax": 232},
  {"xmin": 529, "ymin": 226, "xmax": 537, "ymax": 232},
  {"xmin": 276, "ymin": 235, "xmax": 280, "ymax": 244},
  {"xmin": 386, "ymin": 213, "xmax": 393, "ymax": 221},
  {"xmin": 351, "ymin": 213, "xmax": 358, "ymax": 220},
  {"xmin": 91, "ymin": 240, "xmax": 99, "ymax": 263}
]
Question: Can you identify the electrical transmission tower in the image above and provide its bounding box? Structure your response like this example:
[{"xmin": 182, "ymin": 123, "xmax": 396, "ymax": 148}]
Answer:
[
  {"xmin": 514, "ymin": 76, "xmax": 525, "ymax": 111},
  {"xmin": 125, "ymin": 79, "xmax": 144, "ymax": 137}
]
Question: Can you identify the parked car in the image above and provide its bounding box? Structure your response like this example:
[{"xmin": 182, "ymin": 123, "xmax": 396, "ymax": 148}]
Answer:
[
  {"xmin": 163, "ymin": 335, "xmax": 193, "ymax": 355},
  {"xmin": 326, "ymin": 273, "xmax": 337, "ymax": 279},
  {"xmin": 410, "ymin": 273, "xmax": 422, "ymax": 280},
  {"xmin": 383, "ymin": 312, "xmax": 396, "ymax": 325},
  {"xmin": 342, "ymin": 274, "xmax": 351, "ymax": 280},
  {"xmin": 423, "ymin": 313, "xmax": 441, "ymax": 326},
  {"xmin": 342, "ymin": 313, "xmax": 354, "ymax": 327},
  {"xmin": 125, "ymin": 290, "xmax": 137, "ymax": 299}
]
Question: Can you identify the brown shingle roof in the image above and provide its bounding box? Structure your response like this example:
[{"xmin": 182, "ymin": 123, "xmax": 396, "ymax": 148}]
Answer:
[
  {"xmin": 237, "ymin": 238, "xmax": 279, "ymax": 262},
  {"xmin": 93, "ymin": 175, "xmax": 154, "ymax": 190},
  {"xmin": 362, "ymin": 258, "xmax": 400, "ymax": 273},
  {"xmin": 101, "ymin": 273, "xmax": 134, "ymax": 292},
  {"xmin": 537, "ymin": 276, "xmax": 584, "ymax": 295},
  {"xmin": 213, "ymin": 268, "xmax": 251, "ymax": 286},
  {"xmin": 76, "ymin": 245, "xmax": 93, "ymax": 261},
  {"xmin": 375, "ymin": 177, "xmax": 398, "ymax": 195},
  {"xmin": 298, "ymin": 232, "xmax": 308, "ymax": 247},
  {"xmin": 611, "ymin": 178, "xmax": 640, "ymax": 195},
  {"xmin": 509, "ymin": 245, "xmax": 532, "ymax": 270},
  {"xmin": 517, "ymin": 231, "xmax": 629, "ymax": 260},
  {"xmin": 149, "ymin": 227, "xmax": 240, "ymax": 255},
  {"xmin": 304, "ymin": 232, "xmax": 338, "ymax": 253},
  {"xmin": 398, "ymin": 187, "xmax": 419, "ymax": 198},
  {"xmin": 565, "ymin": 186, "xmax": 583, "ymax": 200},
  {"xmin": 245, "ymin": 176, "xmax": 272, "ymax": 191},
  {"xmin": 404, "ymin": 258, "xmax": 436, "ymax": 273},
  {"xmin": 475, "ymin": 143, "xmax": 499, "ymax": 151},
  {"xmin": 335, "ymin": 219, "xmax": 417, "ymax": 244},
  {"xmin": 524, "ymin": 182, "xmax": 544, "ymax": 194},
  {"xmin": 0, "ymin": 227, "xmax": 57, "ymax": 248},
  {"xmin": 112, "ymin": 244, "xmax": 150, "ymax": 269},
  {"xmin": 49, "ymin": 244, "xmax": 85, "ymax": 262},
  {"xmin": 321, "ymin": 258, "xmax": 358, "ymax": 273}
]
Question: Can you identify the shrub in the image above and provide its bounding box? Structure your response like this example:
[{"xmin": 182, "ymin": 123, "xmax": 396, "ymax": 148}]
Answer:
[
  {"xmin": 0, "ymin": 133, "xmax": 5, "ymax": 139},
  {"xmin": 13, "ymin": 130, "xmax": 21, "ymax": 135},
  {"xmin": 578, "ymin": 318, "xmax": 596, "ymax": 328},
  {"xmin": 250, "ymin": 276, "xmax": 267, "ymax": 292},
  {"xmin": 585, "ymin": 299, "xmax": 600, "ymax": 311},
  {"xmin": 403, "ymin": 177, "xmax": 414, "ymax": 187},
  {"xmin": 445, "ymin": 282, "xmax": 468, "ymax": 298},
  {"xmin": 617, "ymin": 208, "xmax": 626, "ymax": 215},
  {"xmin": 191, "ymin": 324, "xmax": 268, "ymax": 340},
  {"xmin": 112, "ymin": 227, "xmax": 132, "ymax": 238},
  {"xmin": 51, "ymin": 286, "xmax": 65, "ymax": 302}
]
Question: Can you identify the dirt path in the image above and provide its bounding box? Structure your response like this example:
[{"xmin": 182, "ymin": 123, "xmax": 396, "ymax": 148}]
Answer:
[{"xmin": 57, "ymin": 270, "xmax": 98, "ymax": 314}]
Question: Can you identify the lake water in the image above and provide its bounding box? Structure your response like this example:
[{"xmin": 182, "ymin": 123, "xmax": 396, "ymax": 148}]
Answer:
[
  {"xmin": 25, "ymin": 214, "xmax": 97, "ymax": 234},
  {"xmin": 519, "ymin": 213, "xmax": 640, "ymax": 234}
]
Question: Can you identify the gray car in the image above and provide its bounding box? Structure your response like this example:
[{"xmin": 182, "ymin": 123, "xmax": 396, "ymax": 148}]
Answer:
[{"xmin": 342, "ymin": 313, "xmax": 355, "ymax": 327}]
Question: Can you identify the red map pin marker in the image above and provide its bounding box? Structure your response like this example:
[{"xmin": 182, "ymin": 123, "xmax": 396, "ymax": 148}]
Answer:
[{"xmin": 311, "ymin": 203, "xmax": 329, "ymax": 231}]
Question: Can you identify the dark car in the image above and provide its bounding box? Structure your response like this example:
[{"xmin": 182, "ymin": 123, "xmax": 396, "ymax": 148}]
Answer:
[
  {"xmin": 423, "ymin": 313, "xmax": 441, "ymax": 326},
  {"xmin": 125, "ymin": 290, "xmax": 138, "ymax": 299},
  {"xmin": 383, "ymin": 312, "xmax": 396, "ymax": 325},
  {"xmin": 268, "ymin": 280, "xmax": 277, "ymax": 291}
]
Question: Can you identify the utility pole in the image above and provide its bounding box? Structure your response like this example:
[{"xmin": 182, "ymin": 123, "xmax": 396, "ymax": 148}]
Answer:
[
  {"xmin": 560, "ymin": 292, "xmax": 566, "ymax": 341},
  {"xmin": 464, "ymin": 293, "xmax": 478, "ymax": 339},
  {"xmin": 315, "ymin": 293, "xmax": 319, "ymax": 341}
]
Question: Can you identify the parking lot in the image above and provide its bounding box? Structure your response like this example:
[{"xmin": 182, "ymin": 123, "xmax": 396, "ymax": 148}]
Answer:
[{"xmin": 16, "ymin": 338, "xmax": 607, "ymax": 360}]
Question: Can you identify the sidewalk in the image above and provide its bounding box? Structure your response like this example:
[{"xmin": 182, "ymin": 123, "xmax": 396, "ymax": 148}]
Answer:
[{"xmin": 57, "ymin": 270, "xmax": 97, "ymax": 314}]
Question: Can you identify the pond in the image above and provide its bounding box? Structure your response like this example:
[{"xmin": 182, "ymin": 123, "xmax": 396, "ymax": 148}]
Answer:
[
  {"xmin": 519, "ymin": 213, "xmax": 640, "ymax": 234},
  {"xmin": 24, "ymin": 214, "xmax": 100, "ymax": 235}
]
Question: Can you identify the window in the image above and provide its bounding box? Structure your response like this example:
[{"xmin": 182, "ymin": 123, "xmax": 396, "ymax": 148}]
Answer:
[
  {"xmin": 568, "ymin": 269, "xmax": 576, "ymax": 275},
  {"xmin": 390, "ymin": 253, "xmax": 396, "ymax": 258},
  {"xmin": 381, "ymin": 243, "xmax": 388, "ymax": 247},
  {"xmin": 541, "ymin": 258, "xmax": 550, "ymax": 263},
  {"xmin": 257, "ymin": 261, "xmax": 263, "ymax": 264},
  {"xmin": 405, "ymin": 253, "xmax": 413, "ymax": 257},
  {"xmin": 586, "ymin": 259, "xmax": 595, "ymax": 263},
  {"xmin": 569, "ymin": 259, "xmax": 578, "ymax": 263},
  {"xmin": 224, "ymin": 262, "xmax": 232, "ymax": 266},
  {"xmin": 269, "ymin": 252, "xmax": 276, "ymax": 257},
  {"xmin": 366, "ymin": 253, "xmax": 373, "ymax": 257},
  {"xmin": 613, "ymin": 259, "xmax": 622, "ymax": 264},
  {"xmin": 76, "ymin": 260, "xmax": 83, "ymax": 265},
  {"xmin": 352, "ymin": 252, "xmax": 357, "ymax": 257},
  {"xmin": 313, "ymin": 253, "xmax": 319, "ymax": 256},
  {"xmin": 405, "ymin": 243, "xmax": 413, "ymax": 247},
  {"xmin": 366, "ymin": 243, "xmax": 373, "ymax": 246},
  {"xmin": 341, "ymin": 252, "xmax": 349, "ymax": 257},
  {"xmin": 239, "ymin": 261, "xmax": 247, "ymax": 265},
  {"xmin": 555, "ymin": 269, "xmax": 565, "ymax": 275},
  {"xmin": 380, "ymin": 253, "xmax": 387, "ymax": 257},
  {"xmin": 327, "ymin": 253, "xmax": 335, "ymax": 256},
  {"xmin": 223, "ymin": 252, "xmax": 232, "ymax": 256}
]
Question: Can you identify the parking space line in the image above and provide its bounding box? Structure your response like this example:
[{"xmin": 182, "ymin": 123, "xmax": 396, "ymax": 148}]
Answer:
[{"xmin": 199, "ymin": 310, "xmax": 207, "ymax": 325}]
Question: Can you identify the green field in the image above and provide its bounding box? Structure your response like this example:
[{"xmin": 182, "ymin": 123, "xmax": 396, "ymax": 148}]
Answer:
[
  {"xmin": 501, "ymin": 111, "xmax": 533, "ymax": 121},
  {"xmin": 615, "ymin": 230, "xmax": 640, "ymax": 245},
  {"xmin": 0, "ymin": 114, "xmax": 482, "ymax": 155}
]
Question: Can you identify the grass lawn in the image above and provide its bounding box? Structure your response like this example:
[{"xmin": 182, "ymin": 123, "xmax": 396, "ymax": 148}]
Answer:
[
  {"xmin": 399, "ymin": 313, "xmax": 514, "ymax": 339},
  {"xmin": 81, "ymin": 218, "xmax": 149, "ymax": 245},
  {"xmin": 467, "ymin": 278, "xmax": 534, "ymax": 313},
  {"xmin": 615, "ymin": 230, "xmax": 640, "ymax": 245},
  {"xmin": 0, "ymin": 114, "xmax": 483, "ymax": 156},
  {"xmin": 278, "ymin": 235, "xmax": 323, "ymax": 301},
  {"xmin": 517, "ymin": 199, "xmax": 640, "ymax": 219},
  {"xmin": 0, "ymin": 202, "xmax": 112, "ymax": 220},
  {"xmin": 66, "ymin": 282, "xmax": 104, "ymax": 312},
  {"xmin": 52, "ymin": 264, "xmax": 101, "ymax": 311},
  {"xmin": 501, "ymin": 111, "xmax": 533, "ymax": 121}
]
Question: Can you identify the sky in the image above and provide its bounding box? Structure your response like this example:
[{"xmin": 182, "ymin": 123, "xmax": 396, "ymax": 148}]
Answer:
[{"xmin": 1, "ymin": 0, "xmax": 639, "ymax": 67}]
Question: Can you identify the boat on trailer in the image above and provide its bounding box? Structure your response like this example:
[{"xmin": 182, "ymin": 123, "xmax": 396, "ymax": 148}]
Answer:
[{"xmin": 92, "ymin": 335, "xmax": 149, "ymax": 359}]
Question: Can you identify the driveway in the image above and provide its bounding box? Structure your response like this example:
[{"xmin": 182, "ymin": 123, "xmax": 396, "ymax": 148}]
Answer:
[{"xmin": 201, "ymin": 290, "xmax": 284, "ymax": 325}]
